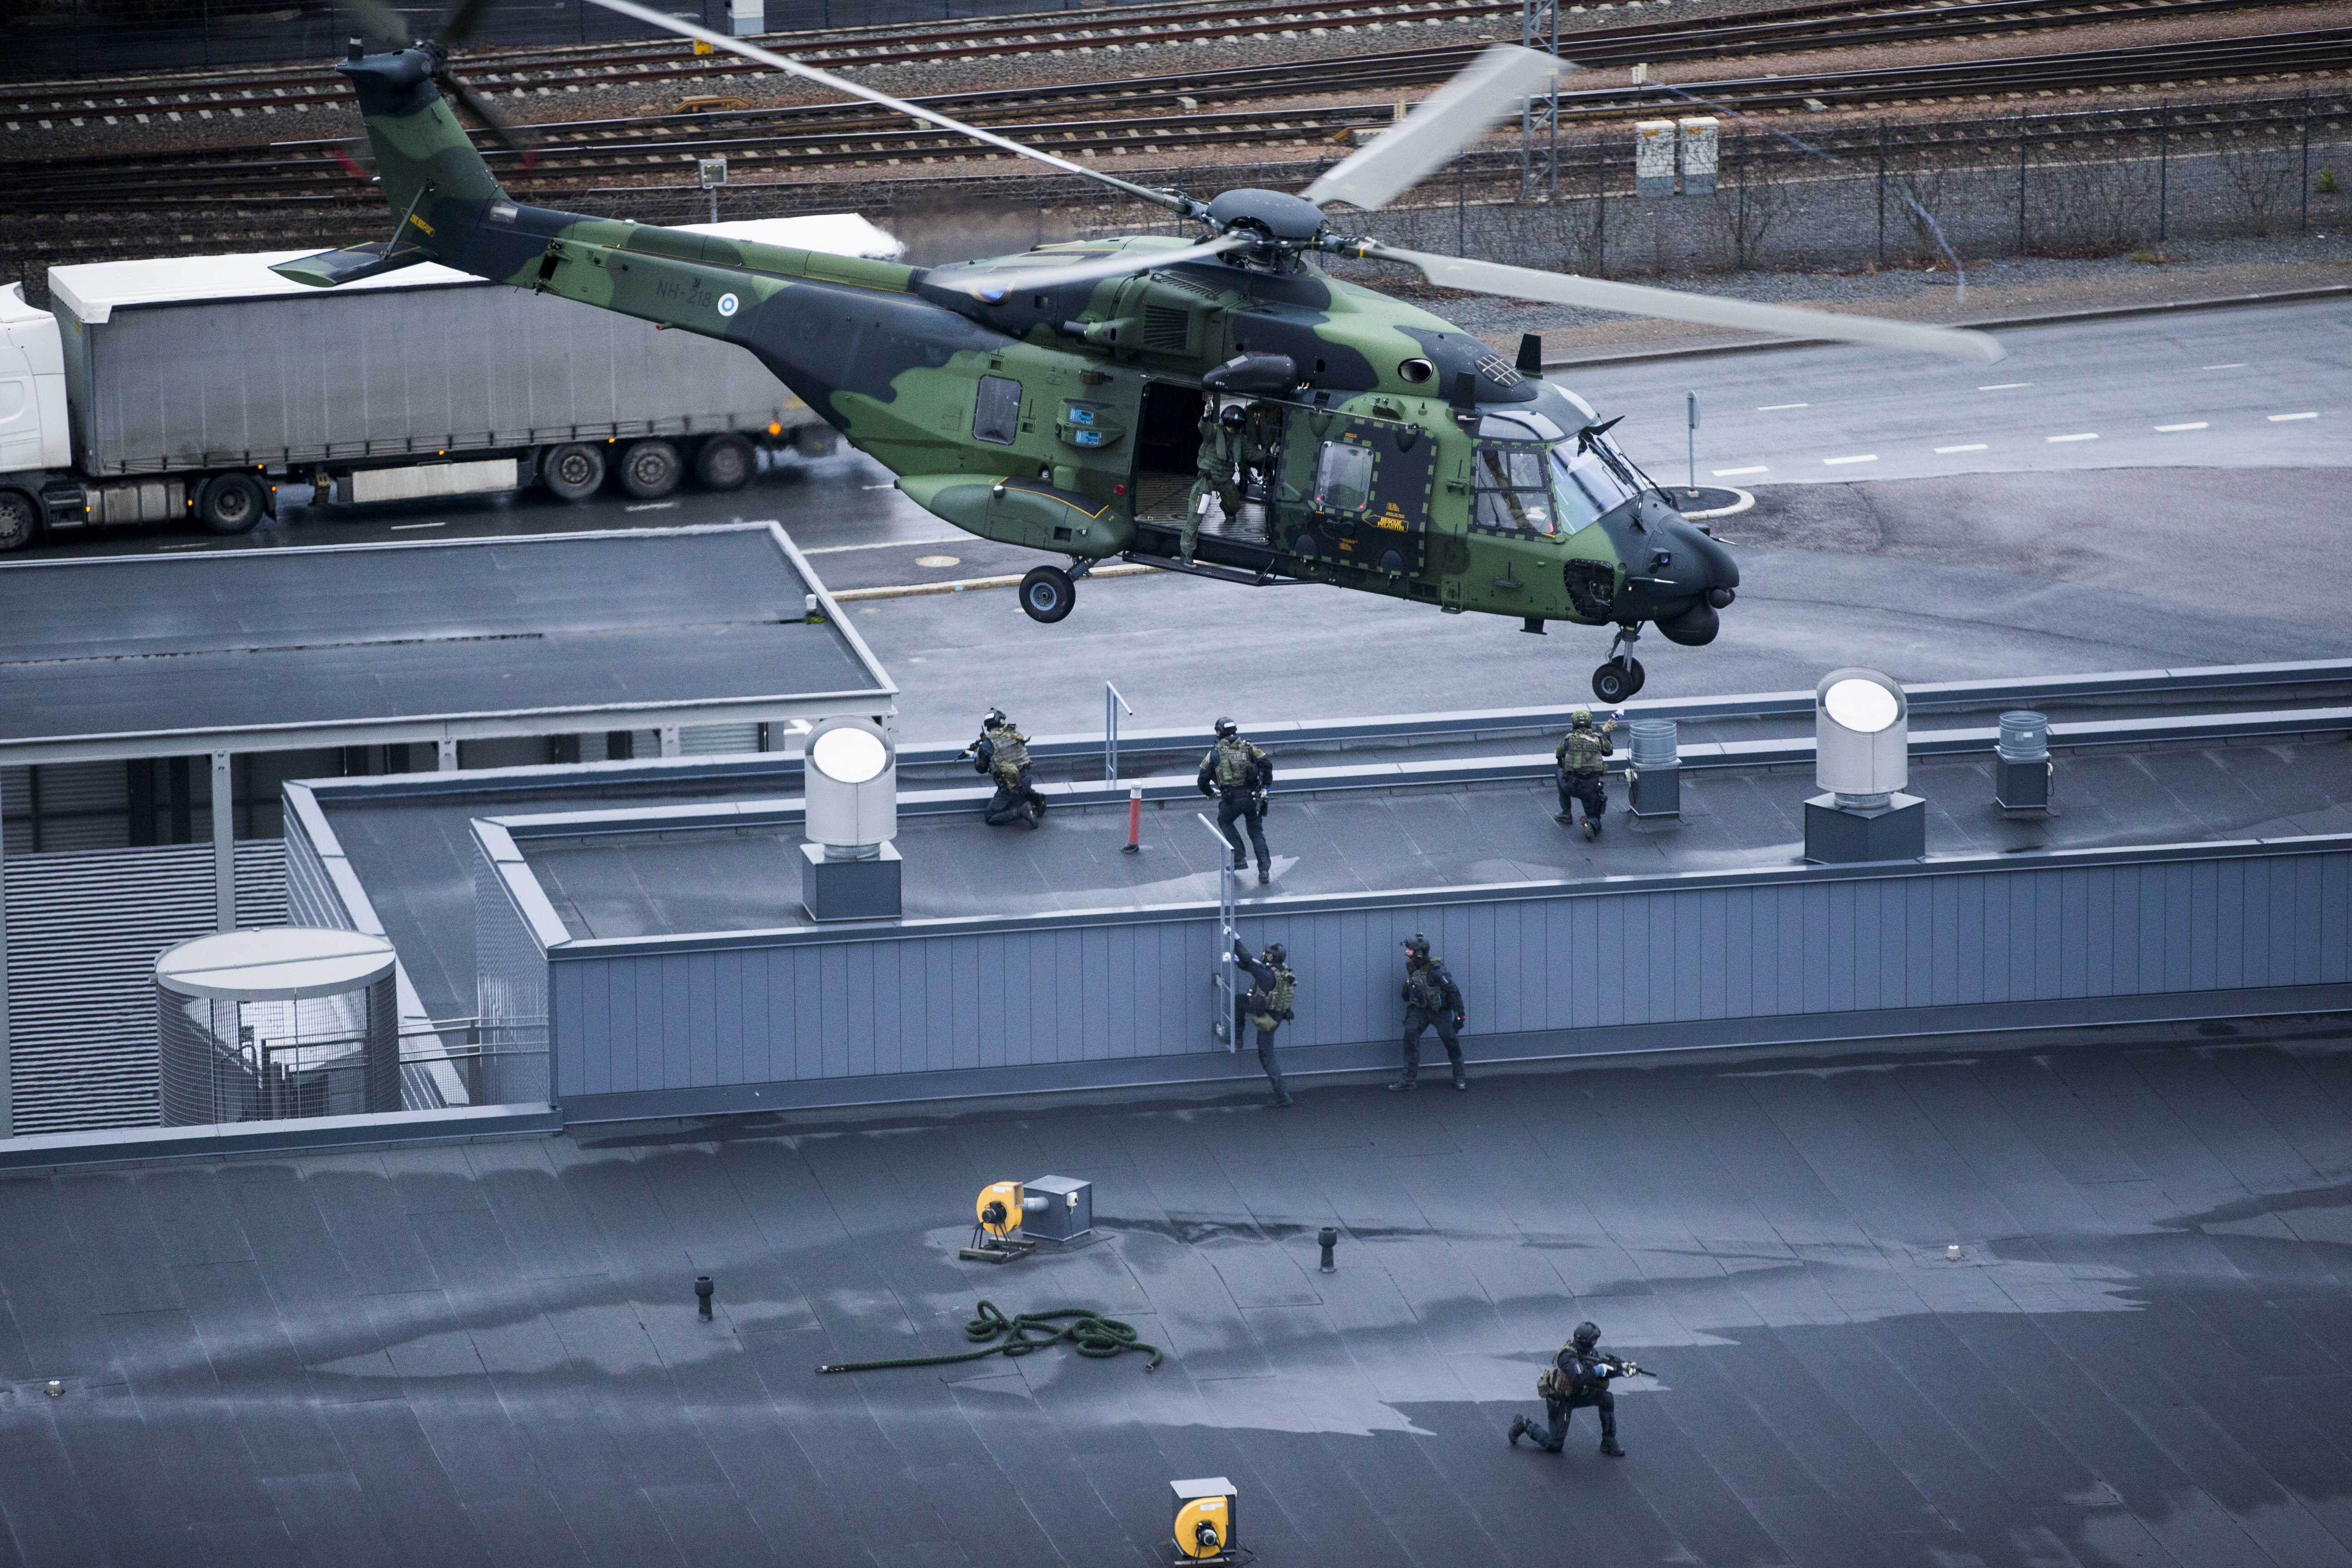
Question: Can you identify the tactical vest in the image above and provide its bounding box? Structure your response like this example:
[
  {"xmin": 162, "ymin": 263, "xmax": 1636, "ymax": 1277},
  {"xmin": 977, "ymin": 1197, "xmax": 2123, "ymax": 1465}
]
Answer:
[
  {"xmin": 1405, "ymin": 960, "xmax": 1446, "ymax": 1012},
  {"xmin": 988, "ymin": 726, "xmax": 1029, "ymax": 783},
  {"xmin": 1562, "ymin": 731, "xmax": 1608, "ymax": 775},
  {"xmin": 1249, "ymin": 966, "xmax": 1294, "ymax": 1026},
  {"xmin": 1212, "ymin": 740, "xmax": 1258, "ymax": 790}
]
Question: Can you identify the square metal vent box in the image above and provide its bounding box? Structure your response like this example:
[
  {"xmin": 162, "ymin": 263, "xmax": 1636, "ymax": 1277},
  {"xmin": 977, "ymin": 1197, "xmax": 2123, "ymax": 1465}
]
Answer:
[{"xmin": 1024, "ymin": 1174, "xmax": 1093, "ymax": 1242}]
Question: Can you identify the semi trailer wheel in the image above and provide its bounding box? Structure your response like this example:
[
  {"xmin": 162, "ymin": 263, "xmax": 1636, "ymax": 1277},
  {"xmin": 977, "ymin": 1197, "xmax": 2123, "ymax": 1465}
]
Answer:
[
  {"xmin": 693, "ymin": 433, "xmax": 754, "ymax": 491},
  {"xmin": 197, "ymin": 473, "xmax": 266, "ymax": 534},
  {"xmin": 619, "ymin": 438, "xmax": 682, "ymax": 500},
  {"xmin": 0, "ymin": 490, "xmax": 35, "ymax": 551},
  {"xmin": 542, "ymin": 443, "xmax": 605, "ymax": 502}
]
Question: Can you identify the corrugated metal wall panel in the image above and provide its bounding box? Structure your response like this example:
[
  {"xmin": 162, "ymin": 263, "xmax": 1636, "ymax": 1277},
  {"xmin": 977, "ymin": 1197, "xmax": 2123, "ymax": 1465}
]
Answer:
[
  {"xmin": 4, "ymin": 841, "xmax": 285, "ymax": 1135},
  {"xmin": 540, "ymin": 847, "xmax": 2352, "ymax": 1100}
]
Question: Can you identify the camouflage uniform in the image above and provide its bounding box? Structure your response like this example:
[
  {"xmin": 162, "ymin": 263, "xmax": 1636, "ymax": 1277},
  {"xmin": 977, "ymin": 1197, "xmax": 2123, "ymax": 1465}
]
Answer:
[
  {"xmin": 1184, "ymin": 411, "xmax": 1243, "ymax": 565},
  {"xmin": 1555, "ymin": 717, "xmax": 1617, "ymax": 834}
]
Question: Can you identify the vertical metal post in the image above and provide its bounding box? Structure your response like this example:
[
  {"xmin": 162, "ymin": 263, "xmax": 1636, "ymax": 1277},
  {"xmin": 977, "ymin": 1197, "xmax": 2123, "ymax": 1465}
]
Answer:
[
  {"xmin": 211, "ymin": 751, "xmax": 235, "ymax": 933},
  {"xmin": 1876, "ymin": 121, "xmax": 1887, "ymax": 268},
  {"xmin": 2302, "ymin": 92, "xmax": 2312, "ymax": 235},
  {"xmin": 1199, "ymin": 814, "xmax": 1239, "ymax": 1049},
  {"xmin": 436, "ymin": 738, "xmax": 458, "ymax": 771},
  {"xmin": 659, "ymin": 726, "xmax": 682, "ymax": 758},
  {"xmin": 1595, "ymin": 131, "xmax": 1606, "ymax": 276},
  {"xmin": 1686, "ymin": 392, "xmax": 1698, "ymax": 491},
  {"xmin": 1457, "ymin": 156, "xmax": 1467, "ymax": 256},
  {"xmin": 2018, "ymin": 116, "xmax": 2029, "ymax": 256},
  {"xmin": 1104, "ymin": 681, "xmax": 1132, "ymax": 784},
  {"xmin": 2158, "ymin": 102, "xmax": 2169, "ymax": 244},
  {"xmin": 1, "ymin": 821, "xmax": 11, "ymax": 1137}
]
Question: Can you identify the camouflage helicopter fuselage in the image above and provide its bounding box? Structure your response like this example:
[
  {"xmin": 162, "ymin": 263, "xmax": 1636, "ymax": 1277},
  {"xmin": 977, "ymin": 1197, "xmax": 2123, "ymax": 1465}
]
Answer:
[{"xmin": 299, "ymin": 46, "xmax": 1737, "ymax": 645}]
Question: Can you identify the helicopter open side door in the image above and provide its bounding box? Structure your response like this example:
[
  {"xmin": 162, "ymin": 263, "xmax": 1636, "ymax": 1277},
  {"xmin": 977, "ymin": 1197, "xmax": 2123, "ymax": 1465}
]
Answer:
[{"xmin": 1275, "ymin": 404, "xmax": 1438, "ymax": 580}]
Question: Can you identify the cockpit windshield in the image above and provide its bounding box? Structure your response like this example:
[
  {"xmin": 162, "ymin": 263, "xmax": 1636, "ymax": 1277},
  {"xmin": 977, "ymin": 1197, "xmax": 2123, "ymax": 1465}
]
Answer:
[{"xmin": 1471, "ymin": 412, "xmax": 1639, "ymax": 537}]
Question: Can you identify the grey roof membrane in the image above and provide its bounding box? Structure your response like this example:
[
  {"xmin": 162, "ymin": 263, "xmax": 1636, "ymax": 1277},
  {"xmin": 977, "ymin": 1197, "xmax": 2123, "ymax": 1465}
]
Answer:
[
  {"xmin": 0, "ymin": 528, "xmax": 885, "ymax": 746},
  {"xmin": 1, "ymin": 1026, "xmax": 2348, "ymax": 1567}
]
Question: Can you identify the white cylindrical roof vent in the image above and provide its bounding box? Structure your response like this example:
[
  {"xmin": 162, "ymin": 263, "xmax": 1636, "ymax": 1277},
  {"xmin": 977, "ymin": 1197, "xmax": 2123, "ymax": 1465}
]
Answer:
[
  {"xmin": 804, "ymin": 717, "xmax": 896, "ymax": 858},
  {"xmin": 1815, "ymin": 668, "xmax": 1908, "ymax": 806},
  {"xmin": 155, "ymin": 927, "xmax": 400, "ymax": 1127}
]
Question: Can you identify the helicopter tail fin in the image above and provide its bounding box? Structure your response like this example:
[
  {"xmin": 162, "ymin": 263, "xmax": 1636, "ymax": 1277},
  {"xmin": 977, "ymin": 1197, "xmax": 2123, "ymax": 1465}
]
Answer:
[{"xmin": 273, "ymin": 45, "xmax": 510, "ymax": 288}]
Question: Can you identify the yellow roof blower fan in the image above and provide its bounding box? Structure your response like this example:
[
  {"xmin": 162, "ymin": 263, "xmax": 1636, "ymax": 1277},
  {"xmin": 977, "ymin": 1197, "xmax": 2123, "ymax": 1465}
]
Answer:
[
  {"xmin": 959, "ymin": 1176, "xmax": 1094, "ymax": 1263},
  {"xmin": 1171, "ymin": 1477, "xmax": 1246, "ymax": 1564}
]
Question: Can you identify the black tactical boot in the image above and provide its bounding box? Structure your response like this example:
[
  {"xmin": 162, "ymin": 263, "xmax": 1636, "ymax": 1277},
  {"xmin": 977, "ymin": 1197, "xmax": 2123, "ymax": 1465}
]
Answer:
[
  {"xmin": 1507, "ymin": 1416, "xmax": 1528, "ymax": 1447},
  {"xmin": 1553, "ymin": 812, "xmax": 1574, "ymax": 825},
  {"xmin": 1601, "ymin": 1438, "xmax": 1626, "ymax": 1457},
  {"xmin": 1386, "ymin": 1076, "xmax": 1416, "ymax": 1092},
  {"xmin": 1257, "ymin": 865, "xmax": 1270, "ymax": 886},
  {"xmin": 1583, "ymin": 818, "xmax": 1598, "ymax": 841},
  {"xmin": 1274, "ymin": 1092, "xmax": 1293, "ymax": 1107},
  {"xmin": 1233, "ymin": 854, "xmax": 1248, "ymax": 872},
  {"xmin": 1453, "ymin": 1072, "xmax": 1468, "ymax": 1092}
]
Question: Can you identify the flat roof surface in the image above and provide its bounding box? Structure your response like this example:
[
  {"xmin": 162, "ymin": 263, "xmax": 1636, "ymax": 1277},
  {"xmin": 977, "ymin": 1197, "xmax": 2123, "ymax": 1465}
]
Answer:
[
  {"xmin": 521, "ymin": 737, "xmax": 2352, "ymax": 938},
  {"xmin": 2, "ymin": 1028, "xmax": 2346, "ymax": 1566},
  {"xmin": 0, "ymin": 525, "xmax": 893, "ymax": 759}
]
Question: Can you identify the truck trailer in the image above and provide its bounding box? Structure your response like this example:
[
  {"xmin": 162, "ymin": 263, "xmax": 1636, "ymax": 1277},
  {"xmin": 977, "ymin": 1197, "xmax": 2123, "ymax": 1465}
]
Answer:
[{"xmin": 0, "ymin": 213, "xmax": 900, "ymax": 550}]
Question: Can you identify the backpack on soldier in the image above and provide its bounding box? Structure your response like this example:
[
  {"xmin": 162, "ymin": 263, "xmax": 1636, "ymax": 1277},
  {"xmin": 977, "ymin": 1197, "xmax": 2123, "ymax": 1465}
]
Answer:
[{"xmin": 1213, "ymin": 739, "xmax": 1257, "ymax": 790}]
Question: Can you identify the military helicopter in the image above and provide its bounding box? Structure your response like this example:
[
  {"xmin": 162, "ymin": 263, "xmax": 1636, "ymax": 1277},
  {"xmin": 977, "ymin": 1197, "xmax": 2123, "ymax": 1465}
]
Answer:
[{"xmin": 282, "ymin": 3, "xmax": 2002, "ymax": 701}]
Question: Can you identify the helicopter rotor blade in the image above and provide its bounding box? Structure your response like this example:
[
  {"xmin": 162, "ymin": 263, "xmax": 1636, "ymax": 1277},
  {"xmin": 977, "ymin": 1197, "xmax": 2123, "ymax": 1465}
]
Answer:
[
  {"xmin": 1301, "ymin": 44, "xmax": 1564, "ymax": 214},
  {"xmin": 338, "ymin": 0, "xmax": 414, "ymax": 49},
  {"xmin": 1342, "ymin": 240, "xmax": 2007, "ymax": 364},
  {"xmin": 434, "ymin": 0, "xmax": 497, "ymax": 49},
  {"xmin": 579, "ymin": 0, "xmax": 1199, "ymax": 218},
  {"xmin": 439, "ymin": 66, "xmax": 533, "ymax": 158},
  {"xmin": 946, "ymin": 234, "xmax": 1250, "ymax": 296}
]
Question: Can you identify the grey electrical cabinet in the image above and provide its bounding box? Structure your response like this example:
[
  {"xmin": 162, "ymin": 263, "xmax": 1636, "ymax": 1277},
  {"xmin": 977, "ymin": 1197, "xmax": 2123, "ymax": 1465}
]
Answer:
[{"xmin": 1024, "ymin": 1174, "xmax": 1093, "ymax": 1242}]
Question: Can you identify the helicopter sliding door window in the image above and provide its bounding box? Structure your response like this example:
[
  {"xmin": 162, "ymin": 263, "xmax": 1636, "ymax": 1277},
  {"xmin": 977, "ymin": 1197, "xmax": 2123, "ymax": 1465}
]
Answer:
[
  {"xmin": 973, "ymin": 375, "xmax": 1023, "ymax": 446},
  {"xmin": 1313, "ymin": 442, "xmax": 1376, "ymax": 516}
]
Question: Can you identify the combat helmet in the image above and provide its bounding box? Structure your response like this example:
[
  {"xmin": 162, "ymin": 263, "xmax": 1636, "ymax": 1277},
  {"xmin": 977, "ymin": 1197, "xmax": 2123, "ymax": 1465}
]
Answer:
[
  {"xmin": 1572, "ymin": 708, "xmax": 1593, "ymax": 729},
  {"xmin": 1401, "ymin": 933, "xmax": 1431, "ymax": 956},
  {"xmin": 1263, "ymin": 943, "xmax": 1287, "ymax": 967},
  {"xmin": 1572, "ymin": 1321, "xmax": 1601, "ymax": 1352},
  {"xmin": 1214, "ymin": 717, "xmax": 1239, "ymax": 740},
  {"xmin": 1218, "ymin": 403, "xmax": 1249, "ymax": 434}
]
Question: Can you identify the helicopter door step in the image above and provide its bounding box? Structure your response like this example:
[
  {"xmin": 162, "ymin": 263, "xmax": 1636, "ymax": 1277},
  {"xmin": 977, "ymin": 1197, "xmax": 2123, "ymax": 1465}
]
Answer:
[{"xmin": 1118, "ymin": 551, "xmax": 1290, "ymax": 588}]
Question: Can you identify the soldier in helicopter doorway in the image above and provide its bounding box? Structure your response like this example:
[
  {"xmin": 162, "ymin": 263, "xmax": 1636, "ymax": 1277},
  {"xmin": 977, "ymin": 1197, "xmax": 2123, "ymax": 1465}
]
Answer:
[
  {"xmin": 1231, "ymin": 938, "xmax": 1296, "ymax": 1107},
  {"xmin": 1555, "ymin": 708, "xmax": 1620, "ymax": 840},
  {"xmin": 1184, "ymin": 398, "xmax": 1246, "ymax": 567},
  {"xmin": 960, "ymin": 708, "xmax": 1047, "ymax": 828},
  {"xmin": 1197, "ymin": 718, "xmax": 1275, "ymax": 884},
  {"xmin": 1390, "ymin": 934, "xmax": 1466, "ymax": 1091}
]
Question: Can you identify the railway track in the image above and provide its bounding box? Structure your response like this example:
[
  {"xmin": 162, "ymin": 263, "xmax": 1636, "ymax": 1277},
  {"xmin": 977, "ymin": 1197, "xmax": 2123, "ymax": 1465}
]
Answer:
[
  {"xmin": 0, "ymin": 0, "xmax": 2313, "ymax": 123},
  {"xmin": 8, "ymin": 25, "xmax": 2346, "ymax": 210}
]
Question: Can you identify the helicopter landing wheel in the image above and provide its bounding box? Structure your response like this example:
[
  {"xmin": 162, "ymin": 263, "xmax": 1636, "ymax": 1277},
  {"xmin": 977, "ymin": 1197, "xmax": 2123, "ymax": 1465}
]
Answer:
[
  {"xmin": 1592, "ymin": 659, "xmax": 1645, "ymax": 703},
  {"xmin": 1019, "ymin": 564, "xmax": 1076, "ymax": 624}
]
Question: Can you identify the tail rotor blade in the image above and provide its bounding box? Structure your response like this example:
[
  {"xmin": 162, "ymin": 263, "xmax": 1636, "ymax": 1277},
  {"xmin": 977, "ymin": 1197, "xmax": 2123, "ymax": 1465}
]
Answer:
[
  {"xmin": 1302, "ymin": 45, "xmax": 1564, "ymax": 213},
  {"xmin": 581, "ymin": 0, "xmax": 1200, "ymax": 218},
  {"xmin": 1344, "ymin": 240, "xmax": 2006, "ymax": 363},
  {"xmin": 441, "ymin": 68, "xmax": 532, "ymax": 158}
]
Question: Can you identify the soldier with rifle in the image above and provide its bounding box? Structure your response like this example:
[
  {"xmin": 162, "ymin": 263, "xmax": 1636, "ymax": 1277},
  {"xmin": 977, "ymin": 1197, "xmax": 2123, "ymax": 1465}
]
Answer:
[
  {"xmin": 1231, "ymin": 938, "xmax": 1296, "ymax": 1107},
  {"xmin": 1554, "ymin": 707, "xmax": 1620, "ymax": 840},
  {"xmin": 1197, "ymin": 717, "xmax": 1274, "ymax": 885},
  {"xmin": 960, "ymin": 708, "xmax": 1047, "ymax": 828},
  {"xmin": 1390, "ymin": 933, "xmax": 1467, "ymax": 1092},
  {"xmin": 1509, "ymin": 1320, "xmax": 1644, "ymax": 1457}
]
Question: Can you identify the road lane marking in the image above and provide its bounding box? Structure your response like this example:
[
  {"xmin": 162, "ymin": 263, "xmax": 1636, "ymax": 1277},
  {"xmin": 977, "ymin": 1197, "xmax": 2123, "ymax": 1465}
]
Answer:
[
  {"xmin": 803, "ymin": 536, "xmax": 962, "ymax": 554},
  {"xmin": 1934, "ymin": 444, "xmax": 1988, "ymax": 454},
  {"xmin": 1979, "ymin": 382, "xmax": 2033, "ymax": 391},
  {"xmin": 2155, "ymin": 422, "xmax": 2208, "ymax": 432},
  {"xmin": 1822, "ymin": 455, "xmax": 1877, "ymax": 465},
  {"xmin": 1713, "ymin": 466, "xmax": 1769, "ymax": 476},
  {"xmin": 389, "ymin": 520, "xmax": 447, "ymax": 529},
  {"xmin": 2046, "ymin": 433, "xmax": 2099, "ymax": 443},
  {"xmin": 1756, "ymin": 402, "xmax": 1808, "ymax": 411},
  {"xmin": 2202, "ymin": 363, "xmax": 2246, "ymax": 370},
  {"xmin": 623, "ymin": 501, "xmax": 679, "ymax": 512},
  {"xmin": 2269, "ymin": 412, "xmax": 2319, "ymax": 421}
]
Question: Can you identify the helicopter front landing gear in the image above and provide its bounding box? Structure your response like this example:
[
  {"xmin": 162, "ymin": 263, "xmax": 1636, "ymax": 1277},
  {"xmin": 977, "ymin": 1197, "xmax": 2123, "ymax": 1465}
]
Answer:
[
  {"xmin": 1019, "ymin": 564, "xmax": 1076, "ymax": 624},
  {"xmin": 1592, "ymin": 623, "xmax": 1646, "ymax": 703}
]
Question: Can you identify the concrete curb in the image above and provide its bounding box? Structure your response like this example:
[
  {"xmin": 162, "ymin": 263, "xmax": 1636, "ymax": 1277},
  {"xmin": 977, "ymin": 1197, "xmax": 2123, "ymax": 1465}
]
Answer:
[{"xmin": 1539, "ymin": 283, "xmax": 2352, "ymax": 369}]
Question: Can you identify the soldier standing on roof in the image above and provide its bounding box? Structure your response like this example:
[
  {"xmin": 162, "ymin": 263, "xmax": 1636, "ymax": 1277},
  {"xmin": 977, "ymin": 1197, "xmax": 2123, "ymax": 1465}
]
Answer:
[
  {"xmin": 961, "ymin": 708, "xmax": 1047, "ymax": 829},
  {"xmin": 1391, "ymin": 933, "xmax": 1466, "ymax": 1092},
  {"xmin": 1554, "ymin": 707, "xmax": 1619, "ymax": 840},
  {"xmin": 1197, "ymin": 717, "xmax": 1274, "ymax": 885}
]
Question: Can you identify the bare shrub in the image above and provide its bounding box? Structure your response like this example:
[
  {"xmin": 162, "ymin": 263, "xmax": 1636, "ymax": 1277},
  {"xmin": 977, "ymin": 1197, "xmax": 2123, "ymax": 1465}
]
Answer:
[
  {"xmin": 1701, "ymin": 139, "xmax": 1791, "ymax": 270},
  {"xmin": 2218, "ymin": 141, "xmax": 2297, "ymax": 236},
  {"xmin": 2036, "ymin": 153, "xmax": 2157, "ymax": 252}
]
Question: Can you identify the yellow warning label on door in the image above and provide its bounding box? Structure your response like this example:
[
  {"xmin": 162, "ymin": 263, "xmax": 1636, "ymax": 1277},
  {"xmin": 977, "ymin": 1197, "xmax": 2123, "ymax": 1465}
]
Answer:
[{"xmin": 1373, "ymin": 503, "xmax": 1410, "ymax": 532}]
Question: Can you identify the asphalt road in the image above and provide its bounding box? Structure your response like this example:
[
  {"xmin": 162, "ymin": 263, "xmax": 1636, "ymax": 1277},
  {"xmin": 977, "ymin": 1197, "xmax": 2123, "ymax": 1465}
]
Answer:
[{"xmin": 21, "ymin": 297, "xmax": 2349, "ymax": 744}]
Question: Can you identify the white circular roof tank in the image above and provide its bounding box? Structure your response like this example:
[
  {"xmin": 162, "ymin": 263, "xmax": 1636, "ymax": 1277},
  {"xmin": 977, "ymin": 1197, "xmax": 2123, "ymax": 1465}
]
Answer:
[
  {"xmin": 804, "ymin": 716, "xmax": 896, "ymax": 857},
  {"xmin": 1815, "ymin": 667, "xmax": 1908, "ymax": 804},
  {"xmin": 156, "ymin": 926, "xmax": 396, "ymax": 1000}
]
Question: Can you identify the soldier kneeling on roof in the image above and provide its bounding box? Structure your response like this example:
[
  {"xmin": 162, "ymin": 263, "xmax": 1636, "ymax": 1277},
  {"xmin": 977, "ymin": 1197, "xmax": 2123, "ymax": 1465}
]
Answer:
[
  {"xmin": 961, "ymin": 708, "xmax": 1047, "ymax": 829},
  {"xmin": 1509, "ymin": 1320, "xmax": 1640, "ymax": 1458}
]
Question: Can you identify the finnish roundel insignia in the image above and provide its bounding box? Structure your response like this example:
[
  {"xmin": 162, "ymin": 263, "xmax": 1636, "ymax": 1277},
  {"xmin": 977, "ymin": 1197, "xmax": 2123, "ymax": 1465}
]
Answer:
[{"xmin": 717, "ymin": 293, "xmax": 740, "ymax": 318}]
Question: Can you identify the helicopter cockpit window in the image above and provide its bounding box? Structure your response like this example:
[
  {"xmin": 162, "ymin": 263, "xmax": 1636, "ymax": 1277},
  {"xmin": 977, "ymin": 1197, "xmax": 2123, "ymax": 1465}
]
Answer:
[
  {"xmin": 1313, "ymin": 441, "xmax": 1376, "ymax": 515},
  {"xmin": 972, "ymin": 374, "xmax": 1022, "ymax": 446},
  {"xmin": 1470, "ymin": 412, "xmax": 1637, "ymax": 535},
  {"xmin": 1472, "ymin": 444, "xmax": 1555, "ymax": 534},
  {"xmin": 1549, "ymin": 442, "xmax": 1637, "ymax": 531}
]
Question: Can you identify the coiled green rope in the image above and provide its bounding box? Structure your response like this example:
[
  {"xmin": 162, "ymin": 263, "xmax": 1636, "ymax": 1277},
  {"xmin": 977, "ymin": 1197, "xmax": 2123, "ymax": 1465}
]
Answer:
[{"xmin": 818, "ymin": 1300, "xmax": 1162, "ymax": 1375}]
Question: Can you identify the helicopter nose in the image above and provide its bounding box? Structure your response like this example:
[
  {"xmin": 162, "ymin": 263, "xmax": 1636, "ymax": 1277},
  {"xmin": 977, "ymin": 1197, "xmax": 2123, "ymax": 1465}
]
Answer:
[{"xmin": 1666, "ymin": 514, "xmax": 1738, "ymax": 598}]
